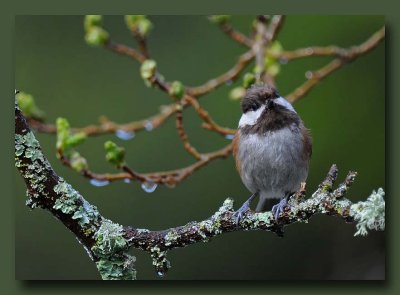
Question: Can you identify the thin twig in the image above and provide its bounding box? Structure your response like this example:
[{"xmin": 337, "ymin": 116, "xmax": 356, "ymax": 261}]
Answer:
[
  {"xmin": 265, "ymin": 15, "xmax": 285, "ymax": 43},
  {"xmin": 105, "ymin": 40, "xmax": 146, "ymax": 63},
  {"xmin": 286, "ymin": 26, "xmax": 385, "ymax": 103},
  {"xmin": 184, "ymin": 95, "xmax": 235, "ymax": 136},
  {"xmin": 175, "ymin": 103, "xmax": 202, "ymax": 160},
  {"xmin": 276, "ymin": 26, "xmax": 385, "ymax": 61},
  {"xmin": 253, "ymin": 16, "xmax": 268, "ymax": 83},
  {"xmin": 218, "ymin": 22, "xmax": 253, "ymax": 47},
  {"xmin": 27, "ymin": 104, "xmax": 178, "ymax": 136},
  {"xmin": 61, "ymin": 143, "xmax": 233, "ymax": 186},
  {"xmin": 186, "ymin": 49, "xmax": 255, "ymax": 96}
]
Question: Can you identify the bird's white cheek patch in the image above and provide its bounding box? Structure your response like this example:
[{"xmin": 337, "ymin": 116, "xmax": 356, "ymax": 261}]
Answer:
[{"xmin": 238, "ymin": 105, "xmax": 265, "ymax": 127}]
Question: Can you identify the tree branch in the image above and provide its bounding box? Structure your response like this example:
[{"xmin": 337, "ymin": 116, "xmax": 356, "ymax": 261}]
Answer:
[
  {"xmin": 123, "ymin": 163, "xmax": 385, "ymax": 276},
  {"xmin": 276, "ymin": 26, "xmax": 385, "ymax": 61},
  {"xmin": 27, "ymin": 103, "xmax": 178, "ymax": 136},
  {"xmin": 16, "ymin": 103, "xmax": 385, "ymax": 279},
  {"xmin": 15, "ymin": 103, "xmax": 136, "ymax": 280},
  {"xmin": 175, "ymin": 102, "xmax": 202, "ymax": 160},
  {"xmin": 217, "ymin": 22, "xmax": 253, "ymax": 47},
  {"xmin": 286, "ymin": 26, "xmax": 385, "ymax": 103},
  {"xmin": 186, "ymin": 49, "xmax": 255, "ymax": 96}
]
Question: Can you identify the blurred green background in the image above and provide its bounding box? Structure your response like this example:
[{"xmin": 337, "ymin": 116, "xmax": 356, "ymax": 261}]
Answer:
[{"xmin": 15, "ymin": 15, "xmax": 385, "ymax": 280}]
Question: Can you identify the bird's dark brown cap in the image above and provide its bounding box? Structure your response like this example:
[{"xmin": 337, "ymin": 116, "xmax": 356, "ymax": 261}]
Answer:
[
  {"xmin": 245, "ymin": 84, "xmax": 280, "ymax": 101},
  {"xmin": 241, "ymin": 84, "xmax": 280, "ymax": 113}
]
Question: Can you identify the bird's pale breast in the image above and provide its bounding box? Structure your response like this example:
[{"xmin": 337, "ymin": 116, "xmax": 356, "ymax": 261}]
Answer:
[{"xmin": 236, "ymin": 124, "xmax": 309, "ymax": 199}]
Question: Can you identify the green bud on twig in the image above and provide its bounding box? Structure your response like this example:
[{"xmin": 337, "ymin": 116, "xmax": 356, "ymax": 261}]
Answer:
[
  {"xmin": 125, "ymin": 15, "xmax": 153, "ymax": 37},
  {"xmin": 267, "ymin": 40, "xmax": 283, "ymax": 56},
  {"xmin": 56, "ymin": 118, "xmax": 87, "ymax": 154},
  {"xmin": 168, "ymin": 81, "xmax": 185, "ymax": 100},
  {"xmin": 140, "ymin": 59, "xmax": 157, "ymax": 80},
  {"xmin": 125, "ymin": 15, "xmax": 145, "ymax": 29},
  {"xmin": 66, "ymin": 132, "xmax": 87, "ymax": 148},
  {"xmin": 56, "ymin": 118, "xmax": 70, "ymax": 153},
  {"xmin": 16, "ymin": 92, "xmax": 45, "ymax": 120},
  {"xmin": 104, "ymin": 141, "xmax": 125, "ymax": 167},
  {"xmin": 85, "ymin": 26, "xmax": 109, "ymax": 46},
  {"xmin": 84, "ymin": 15, "xmax": 103, "ymax": 31},
  {"xmin": 264, "ymin": 56, "xmax": 281, "ymax": 77},
  {"xmin": 242, "ymin": 73, "xmax": 256, "ymax": 89},
  {"xmin": 70, "ymin": 151, "xmax": 89, "ymax": 172},
  {"xmin": 229, "ymin": 87, "xmax": 246, "ymax": 101},
  {"xmin": 208, "ymin": 15, "xmax": 231, "ymax": 25},
  {"xmin": 264, "ymin": 41, "xmax": 283, "ymax": 77}
]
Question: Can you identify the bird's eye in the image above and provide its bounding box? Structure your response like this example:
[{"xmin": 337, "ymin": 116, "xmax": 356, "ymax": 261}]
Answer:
[{"xmin": 250, "ymin": 104, "xmax": 259, "ymax": 111}]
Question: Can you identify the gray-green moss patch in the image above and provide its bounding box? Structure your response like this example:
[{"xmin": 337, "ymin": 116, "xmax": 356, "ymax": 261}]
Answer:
[{"xmin": 351, "ymin": 188, "xmax": 385, "ymax": 236}]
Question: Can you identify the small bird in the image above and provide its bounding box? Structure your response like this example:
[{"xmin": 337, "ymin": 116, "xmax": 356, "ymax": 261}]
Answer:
[{"xmin": 232, "ymin": 84, "xmax": 312, "ymax": 221}]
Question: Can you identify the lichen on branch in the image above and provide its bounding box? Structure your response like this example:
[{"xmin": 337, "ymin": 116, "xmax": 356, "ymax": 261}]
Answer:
[{"xmin": 15, "ymin": 100, "xmax": 385, "ymax": 280}]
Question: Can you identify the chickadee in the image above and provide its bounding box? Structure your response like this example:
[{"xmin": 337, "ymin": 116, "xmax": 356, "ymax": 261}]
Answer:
[{"xmin": 233, "ymin": 84, "xmax": 312, "ymax": 221}]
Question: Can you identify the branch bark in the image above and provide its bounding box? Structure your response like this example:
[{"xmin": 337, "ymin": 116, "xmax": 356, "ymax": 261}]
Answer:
[{"xmin": 15, "ymin": 102, "xmax": 385, "ymax": 280}]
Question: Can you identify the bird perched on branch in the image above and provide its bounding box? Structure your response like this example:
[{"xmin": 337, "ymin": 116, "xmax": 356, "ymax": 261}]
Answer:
[{"xmin": 232, "ymin": 84, "xmax": 312, "ymax": 222}]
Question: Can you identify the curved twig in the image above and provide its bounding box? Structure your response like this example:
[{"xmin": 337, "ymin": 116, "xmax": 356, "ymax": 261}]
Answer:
[
  {"xmin": 286, "ymin": 26, "xmax": 385, "ymax": 103},
  {"xmin": 217, "ymin": 22, "xmax": 253, "ymax": 47},
  {"xmin": 27, "ymin": 103, "xmax": 178, "ymax": 136}
]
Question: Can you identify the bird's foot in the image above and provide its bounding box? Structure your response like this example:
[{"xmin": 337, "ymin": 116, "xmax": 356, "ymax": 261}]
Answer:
[
  {"xmin": 272, "ymin": 197, "xmax": 289, "ymax": 221},
  {"xmin": 233, "ymin": 192, "xmax": 257, "ymax": 224}
]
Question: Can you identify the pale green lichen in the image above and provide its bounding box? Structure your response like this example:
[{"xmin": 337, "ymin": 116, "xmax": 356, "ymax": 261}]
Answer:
[
  {"xmin": 15, "ymin": 132, "xmax": 43, "ymax": 162},
  {"xmin": 53, "ymin": 181, "xmax": 79, "ymax": 213},
  {"xmin": 53, "ymin": 196, "xmax": 77, "ymax": 214},
  {"xmin": 15, "ymin": 144, "xmax": 25, "ymax": 156},
  {"xmin": 92, "ymin": 219, "xmax": 128, "ymax": 257},
  {"xmin": 136, "ymin": 228, "xmax": 150, "ymax": 234},
  {"xmin": 92, "ymin": 219, "xmax": 136, "ymax": 280},
  {"xmin": 16, "ymin": 106, "xmax": 135, "ymax": 280},
  {"xmin": 96, "ymin": 253, "xmax": 136, "ymax": 280},
  {"xmin": 149, "ymin": 246, "xmax": 170, "ymax": 277},
  {"xmin": 15, "ymin": 131, "xmax": 52, "ymax": 205},
  {"xmin": 252, "ymin": 211, "xmax": 273, "ymax": 228},
  {"xmin": 351, "ymin": 188, "xmax": 385, "ymax": 236},
  {"xmin": 164, "ymin": 229, "xmax": 180, "ymax": 246},
  {"xmin": 53, "ymin": 179, "xmax": 101, "ymax": 228}
]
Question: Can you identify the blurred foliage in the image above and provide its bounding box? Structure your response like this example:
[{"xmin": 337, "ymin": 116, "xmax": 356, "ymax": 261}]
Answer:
[{"xmin": 15, "ymin": 15, "xmax": 384, "ymax": 280}]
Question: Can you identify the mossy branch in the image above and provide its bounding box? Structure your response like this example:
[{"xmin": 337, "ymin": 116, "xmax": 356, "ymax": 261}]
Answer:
[
  {"xmin": 15, "ymin": 103, "xmax": 136, "ymax": 280},
  {"xmin": 15, "ymin": 102, "xmax": 385, "ymax": 280}
]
